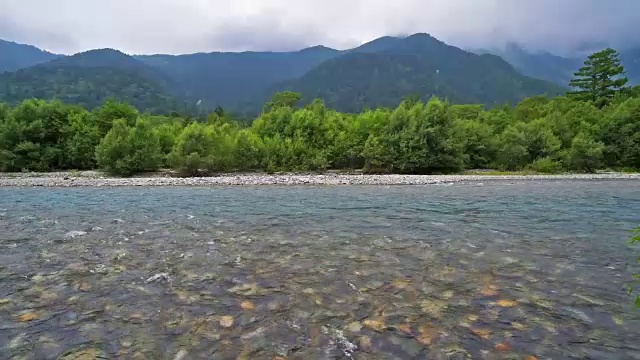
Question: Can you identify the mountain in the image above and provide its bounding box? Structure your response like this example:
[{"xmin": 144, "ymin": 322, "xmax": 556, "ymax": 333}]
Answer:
[
  {"xmin": 476, "ymin": 43, "xmax": 640, "ymax": 87},
  {"xmin": 475, "ymin": 43, "xmax": 581, "ymax": 86},
  {"xmin": 271, "ymin": 34, "xmax": 564, "ymax": 112},
  {"xmin": 621, "ymin": 48, "xmax": 640, "ymax": 85},
  {"xmin": 0, "ymin": 34, "xmax": 569, "ymax": 115},
  {"xmin": 136, "ymin": 45, "xmax": 341, "ymax": 110},
  {"xmin": 348, "ymin": 36, "xmax": 403, "ymax": 53},
  {"xmin": 0, "ymin": 49, "xmax": 189, "ymax": 113},
  {"xmin": 0, "ymin": 39, "xmax": 61, "ymax": 73}
]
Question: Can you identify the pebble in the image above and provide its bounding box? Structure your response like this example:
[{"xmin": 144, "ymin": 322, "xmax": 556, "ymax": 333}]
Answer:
[
  {"xmin": 64, "ymin": 230, "xmax": 87, "ymax": 238},
  {"xmin": 0, "ymin": 172, "xmax": 638, "ymax": 187}
]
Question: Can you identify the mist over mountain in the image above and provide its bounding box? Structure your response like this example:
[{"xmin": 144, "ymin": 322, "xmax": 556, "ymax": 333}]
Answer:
[{"xmin": 474, "ymin": 42, "xmax": 640, "ymax": 87}]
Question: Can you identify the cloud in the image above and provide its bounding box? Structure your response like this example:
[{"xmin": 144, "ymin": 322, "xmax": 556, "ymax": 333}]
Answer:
[
  {"xmin": 0, "ymin": 14, "xmax": 78, "ymax": 53},
  {"xmin": 0, "ymin": 0, "xmax": 638, "ymax": 55}
]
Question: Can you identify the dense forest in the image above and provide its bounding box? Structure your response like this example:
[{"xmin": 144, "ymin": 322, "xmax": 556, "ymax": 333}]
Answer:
[{"xmin": 0, "ymin": 48, "xmax": 638, "ymax": 176}]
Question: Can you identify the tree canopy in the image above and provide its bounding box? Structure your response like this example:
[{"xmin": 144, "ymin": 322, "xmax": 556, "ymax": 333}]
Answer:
[
  {"xmin": 0, "ymin": 48, "xmax": 639, "ymax": 176},
  {"xmin": 569, "ymin": 48, "xmax": 629, "ymax": 107}
]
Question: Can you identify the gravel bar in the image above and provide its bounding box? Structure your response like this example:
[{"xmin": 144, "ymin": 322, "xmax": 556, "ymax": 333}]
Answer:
[{"xmin": 1, "ymin": 172, "xmax": 639, "ymax": 187}]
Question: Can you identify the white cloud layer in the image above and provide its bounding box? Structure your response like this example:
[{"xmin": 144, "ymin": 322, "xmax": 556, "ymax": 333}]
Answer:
[{"xmin": 0, "ymin": 0, "xmax": 638, "ymax": 55}]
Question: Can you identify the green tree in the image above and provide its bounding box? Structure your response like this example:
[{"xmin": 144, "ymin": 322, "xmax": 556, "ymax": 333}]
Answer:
[
  {"xmin": 233, "ymin": 130, "xmax": 264, "ymax": 171},
  {"xmin": 600, "ymin": 97, "xmax": 640, "ymax": 169},
  {"xmin": 496, "ymin": 126, "xmax": 529, "ymax": 170},
  {"xmin": 154, "ymin": 122, "xmax": 184, "ymax": 167},
  {"xmin": 95, "ymin": 118, "xmax": 162, "ymax": 176},
  {"xmin": 453, "ymin": 119, "xmax": 497, "ymax": 169},
  {"xmin": 263, "ymin": 91, "xmax": 302, "ymax": 112},
  {"xmin": 168, "ymin": 123, "xmax": 236, "ymax": 176},
  {"xmin": 0, "ymin": 100, "xmax": 86, "ymax": 171},
  {"xmin": 64, "ymin": 112, "xmax": 101, "ymax": 169},
  {"xmin": 566, "ymin": 133, "xmax": 604, "ymax": 173},
  {"xmin": 569, "ymin": 48, "xmax": 628, "ymax": 107},
  {"xmin": 91, "ymin": 99, "xmax": 139, "ymax": 137},
  {"xmin": 214, "ymin": 106, "xmax": 225, "ymax": 118}
]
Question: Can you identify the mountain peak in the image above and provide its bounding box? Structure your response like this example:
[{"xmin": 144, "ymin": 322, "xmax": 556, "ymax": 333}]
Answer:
[
  {"xmin": 352, "ymin": 36, "xmax": 403, "ymax": 53},
  {"xmin": 404, "ymin": 33, "xmax": 434, "ymax": 40},
  {"xmin": 75, "ymin": 48, "xmax": 129, "ymax": 56},
  {"xmin": 41, "ymin": 48, "xmax": 143, "ymax": 69},
  {"xmin": 299, "ymin": 45, "xmax": 338, "ymax": 54}
]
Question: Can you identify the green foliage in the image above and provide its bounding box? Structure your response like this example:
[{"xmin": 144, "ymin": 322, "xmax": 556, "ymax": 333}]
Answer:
[
  {"xmin": 600, "ymin": 97, "xmax": 640, "ymax": 169},
  {"xmin": 168, "ymin": 123, "xmax": 235, "ymax": 176},
  {"xmin": 0, "ymin": 99, "xmax": 90, "ymax": 171},
  {"xmin": 528, "ymin": 157, "xmax": 564, "ymax": 174},
  {"xmin": 64, "ymin": 112, "xmax": 101, "ymax": 169},
  {"xmin": 1, "ymin": 47, "xmax": 640, "ymax": 177},
  {"xmin": 168, "ymin": 123, "xmax": 217, "ymax": 176},
  {"xmin": 233, "ymin": 130, "xmax": 264, "ymax": 171},
  {"xmin": 154, "ymin": 121, "xmax": 184, "ymax": 167},
  {"xmin": 264, "ymin": 91, "xmax": 302, "ymax": 112},
  {"xmin": 569, "ymin": 48, "xmax": 629, "ymax": 107},
  {"xmin": 453, "ymin": 119, "xmax": 497, "ymax": 169},
  {"xmin": 360, "ymin": 98, "xmax": 464, "ymax": 174},
  {"xmin": 95, "ymin": 118, "xmax": 162, "ymax": 176},
  {"xmin": 91, "ymin": 100, "xmax": 139, "ymax": 137},
  {"xmin": 566, "ymin": 133, "xmax": 604, "ymax": 172}
]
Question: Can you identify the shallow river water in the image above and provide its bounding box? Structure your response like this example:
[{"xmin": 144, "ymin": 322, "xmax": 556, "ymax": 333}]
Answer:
[{"xmin": 1, "ymin": 180, "xmax": 639, "ymax": 359}]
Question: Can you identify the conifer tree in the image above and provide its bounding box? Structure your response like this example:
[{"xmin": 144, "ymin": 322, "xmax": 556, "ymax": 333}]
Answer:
[{"xmin": 569, "ymin": 48, "xmax": 628, "ymax": 107}]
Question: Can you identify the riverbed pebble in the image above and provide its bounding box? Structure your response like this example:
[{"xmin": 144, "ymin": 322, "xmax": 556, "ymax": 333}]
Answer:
[{"xmin": 1, "ymin": 171, "xmax": 639, "ymax": 187}]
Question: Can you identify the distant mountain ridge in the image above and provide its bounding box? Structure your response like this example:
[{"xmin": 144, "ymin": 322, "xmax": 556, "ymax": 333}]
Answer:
[
  {"xmin": 0, "ymin": 49, "xmax": 191, "ymax": 113},
  {"xmin": 0, "ymin": 39, "xmax": 61, "ymax": 73},
  {"xmin": 3, "ymin": 34, "xmax": 622, "ymax": 115},
  {"xmin": 270, "ymin": 34, "xmax": 563, "ymax": 112},
  {"xmin": 475, "ymin": 42, "xmax": 640, "ymax": 87},
  {"xmin": 135, "ymin": 46, "xmax": 341, "ymax": 110}
]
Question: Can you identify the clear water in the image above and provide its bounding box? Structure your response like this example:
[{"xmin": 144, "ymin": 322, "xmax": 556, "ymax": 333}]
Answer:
[{"xmin": 0, "ymin": 180, "xmax": 639, "ymax": 359}]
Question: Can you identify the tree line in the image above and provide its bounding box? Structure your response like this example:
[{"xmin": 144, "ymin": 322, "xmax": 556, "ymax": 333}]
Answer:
[{"xmin": 0, "ymin": 48, "xmax": 638, "ymax": 176}]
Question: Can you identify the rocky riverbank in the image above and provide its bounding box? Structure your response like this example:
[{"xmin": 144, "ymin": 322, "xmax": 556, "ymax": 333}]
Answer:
[{"xmin": 1, "ymin": 171, "xmax": 639, "ymax": 187}]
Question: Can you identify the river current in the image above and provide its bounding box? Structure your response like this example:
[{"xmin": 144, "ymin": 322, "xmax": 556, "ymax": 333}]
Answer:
[{"xmin": 0, "ymin": 180, "xmax": 639, "ymax": 359}]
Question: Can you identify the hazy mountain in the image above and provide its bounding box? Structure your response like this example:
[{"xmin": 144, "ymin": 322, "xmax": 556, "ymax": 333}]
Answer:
[
  {"xmin": 0, "ymin": 49, "xmax": 189, "ymax": 113},
  {"xmin": 1, "ymin": 34, "xmax": 571, "ymax": 114},
  {"xmin": 621, "ymin": 47, "xmax": 640, "ymax": 85},
  {"xmin": 476, "ymin": 43, "xmax": 640, "ymax": 87},
  {"xmin": 136, "ymin": 45, "xmax": 341, "ymax": 110},
  {"xmin": 348, "ymin": 36, "xmax": 404, "ymax": 54},
  {"xmin": 0, "ymin": 39, "xmax": 61, "ymax": 73},
  {"xmin": 271, "ymin": 34, "xmax": 564, "ymax": 112}
]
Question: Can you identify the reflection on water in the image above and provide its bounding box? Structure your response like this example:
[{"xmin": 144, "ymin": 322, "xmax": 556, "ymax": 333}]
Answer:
[{"xmin": 1, "ymin": 180, "xmax": 639, "ymax": 359}]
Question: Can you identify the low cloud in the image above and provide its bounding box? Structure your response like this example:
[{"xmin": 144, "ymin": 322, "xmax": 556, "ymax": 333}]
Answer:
[{"xmin": 0, "ymin": 0, "xmax": 638, "ymax": 55}]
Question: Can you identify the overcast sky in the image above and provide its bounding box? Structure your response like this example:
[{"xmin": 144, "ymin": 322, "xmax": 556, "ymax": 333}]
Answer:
[{"xmin": 0, "ymin": 0, "xmax": 638, "ymax": 56}]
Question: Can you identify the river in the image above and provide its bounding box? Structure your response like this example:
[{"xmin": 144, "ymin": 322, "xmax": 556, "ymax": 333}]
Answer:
[{"xmin": 1, "ymin": 180, "xmax": 639, "ymax": 359}]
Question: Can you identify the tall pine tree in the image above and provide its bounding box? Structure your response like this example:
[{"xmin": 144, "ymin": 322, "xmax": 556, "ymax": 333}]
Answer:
[{"xmin": 569, "ymin": 48, "xmax": 628, "ymax": 107}]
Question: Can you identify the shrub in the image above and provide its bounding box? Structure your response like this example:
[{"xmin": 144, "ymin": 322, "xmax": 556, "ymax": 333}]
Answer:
[
  {"xmin": 528, "ymin": 157, "xmax": 564, "ymax": 174},
  {"xmin": 95, "ymin": 118, "xmax": 162, "ymax": 176},
  {"xmin": 168, "ymin": 123, "xmax": 219, "ymax": 176}
]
